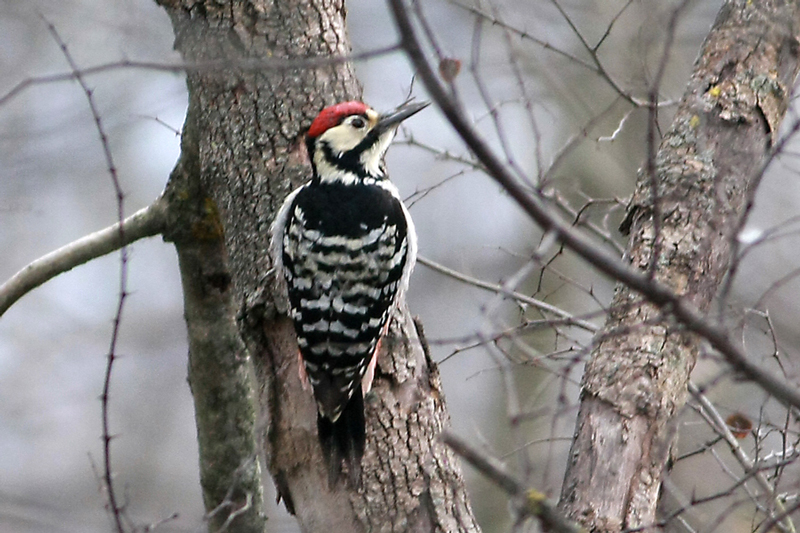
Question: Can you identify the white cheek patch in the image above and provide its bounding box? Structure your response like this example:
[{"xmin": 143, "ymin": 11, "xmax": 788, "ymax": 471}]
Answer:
[{"xmin": 360, "ymin": 130, "xmax": 394, "ymax": 176}]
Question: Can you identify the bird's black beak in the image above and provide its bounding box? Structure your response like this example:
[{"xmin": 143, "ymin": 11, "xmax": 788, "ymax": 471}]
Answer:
[{"xmin": 375, "ymin": 100, "xmax": 430, "ymax": 134}]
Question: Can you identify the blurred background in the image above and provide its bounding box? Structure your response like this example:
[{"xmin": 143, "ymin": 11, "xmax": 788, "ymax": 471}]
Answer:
[{"xmin": 2, "ymin": 0, "xmax": 800, "ymax": 531}]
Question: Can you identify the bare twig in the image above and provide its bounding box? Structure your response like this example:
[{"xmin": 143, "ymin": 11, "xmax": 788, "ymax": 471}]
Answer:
[
  {"xmin": 445, "ymin": 0, "xmax": 595, "ymax": 72},
  {"xmin": 479, "ymin": 257, "xmax": 541, "ymax": 484},
  {"xmin": 553, "ymin": 191, "xmax": 627, "ymax": 256},
  {"xmin": 718, "ymin": 116, "xmax": 800, "ymax": 316},
  {"xmin": 597, "ymin": 108, "xmax": 634, "ymax": 142},
  {"xmin": 0, "ymin": 199, "xmax": 167, "ymax": 317},
  {"xmin": 0, "ymin": 44, "xmax": 401, "ymax": 108},
  {"xmin": 689, "ymin": 382, "xmax": 796, "ymax": 533},
  {"xmin": 417, "ymin": 255, "xmax": 597, "ymax": 332},
  {"xmin": 466, "ymin": 14, "xmax": 529, "ymax": 185},
  {"xmin": 442, "ymin": 431, "xmax": 585, "ymax": 533},
  {"xmin": 44, "ymin": 19, "xmax": 130, "ymax": 532},
  {"xmin": 595, "ymin": 0, "xmax": 635, "ymax": 51},
  {"xmin": 761, "ymin": 499, "xmax": 800, "ymax": 533},
  {"xmin": 202, "ymin": 456, "xmax": 260, "ymax": 532},
  {"xmin": 492, "ymin": 1, "xmax": 545, "ymax": 184},
  {"xmin": 141, "ymin": 512, "xmax": 180, "ymax": 532},
  {"xmin": 548, "ymin": 0, "xmax": 637, "ymax": 106}
]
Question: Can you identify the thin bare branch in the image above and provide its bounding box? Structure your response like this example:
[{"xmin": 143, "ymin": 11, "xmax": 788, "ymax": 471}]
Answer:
[
  {"xmin": 689, "ymin": 382, "xmax": 796, "ymax": 533},
  {"xmin": 445, "ymin": 0, "xmax": 596, "ymax": 72},
  {"xmin": 44, "ymin": 18, "xmax": 131, "ymax": 532},
  {"xmin": 594, "ymin": 0, "xmax": 635, "ymax": 51},
  {"xmin": 718, "ymin": 116, "xmax": 800, "ymax": 315},
  {"xmin": 548, "ymin": 0, "xmax": 638, "ymax": 105},
  {"xmin": 0, "ymin": 44, "xmax": 401, "ymax": 108},
  {"xmin": 761, "ymin": 498, "xmax": 800, "ymax": 533},
  {"xmin": 0, "ymin": 199, "xmax": 167, "ymax": 317},
  {"xmin": 442, "ymin": 431, "xmax": 585, "ymax": 533},
  {"xmin": 418, "ymin": 255, "xmax": 598, "ymax": 332}
]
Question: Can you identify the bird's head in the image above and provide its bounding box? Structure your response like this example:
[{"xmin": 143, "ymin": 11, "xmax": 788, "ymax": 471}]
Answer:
[{"xmin": 306, "ymin": 100, "xmax": 429, "ymax": 182}]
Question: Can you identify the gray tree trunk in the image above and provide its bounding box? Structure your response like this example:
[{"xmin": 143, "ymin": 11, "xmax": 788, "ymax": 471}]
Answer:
[
  {"xmin": 156, "ymin": 1, "xmax": 479, "ymax": 531},
  {"xmin": 558, "ymin": 1, "xmax": 800, "ymax": 531}
]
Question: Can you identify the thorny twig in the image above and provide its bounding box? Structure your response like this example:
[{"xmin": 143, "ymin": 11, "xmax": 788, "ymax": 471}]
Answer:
[{"xmin": 44, "ymin": 19, "xmax": 128, "ymax": 533}]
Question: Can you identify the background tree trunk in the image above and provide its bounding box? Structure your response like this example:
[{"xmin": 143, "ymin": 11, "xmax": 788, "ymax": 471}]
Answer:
[
  {"xmin": 157, "ymin": 0, "xmax": 479, "ymax": 531},
  {"xmin": 558, "ymin": 2, "xmax": 800, "ymax": 531}
]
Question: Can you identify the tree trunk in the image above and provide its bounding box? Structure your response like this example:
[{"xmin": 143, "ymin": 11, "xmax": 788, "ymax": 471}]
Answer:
[
  {"xmin": 558, "ymin": 1, "xmax": 800, "ymax": 531},
  {"xmin": 156, "ymin": 1, "xmax": 479, "ymax": 531}
]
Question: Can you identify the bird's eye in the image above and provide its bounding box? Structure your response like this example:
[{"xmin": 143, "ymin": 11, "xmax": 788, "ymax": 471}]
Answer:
[{"xmin": 350, "ymin": 116, "xmax": 366, "ymax": 129}]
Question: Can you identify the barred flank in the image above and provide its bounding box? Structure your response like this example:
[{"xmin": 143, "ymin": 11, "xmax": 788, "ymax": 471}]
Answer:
[{"xmin": 281, "ymin": 180, "xmax": 409, "ymax": 479}]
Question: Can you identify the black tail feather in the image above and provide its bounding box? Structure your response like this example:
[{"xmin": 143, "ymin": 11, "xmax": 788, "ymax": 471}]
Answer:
[{"xmin": 317, "ymin": 390, "xmax": 366, "ymax": 487}]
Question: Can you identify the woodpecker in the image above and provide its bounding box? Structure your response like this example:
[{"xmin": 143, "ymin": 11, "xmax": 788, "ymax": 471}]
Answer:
[{"xmin": 271, "ymin": 99, "xmax": 428, "ymax": 482}]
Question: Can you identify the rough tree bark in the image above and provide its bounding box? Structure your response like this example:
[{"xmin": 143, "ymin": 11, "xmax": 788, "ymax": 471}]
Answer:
[
  {"xmin": 156, "ymin": 1, "xmax": 479, "ymax": 532},
  {"xmin": 558, "ymin": 1, "xmax": 800, "ymax": 531}
]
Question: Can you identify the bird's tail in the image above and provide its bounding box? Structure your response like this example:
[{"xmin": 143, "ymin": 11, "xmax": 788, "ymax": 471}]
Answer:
[{"xmin": 316, "ymin": 389, "xmax": 366, "ymax": 487}]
